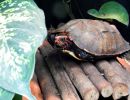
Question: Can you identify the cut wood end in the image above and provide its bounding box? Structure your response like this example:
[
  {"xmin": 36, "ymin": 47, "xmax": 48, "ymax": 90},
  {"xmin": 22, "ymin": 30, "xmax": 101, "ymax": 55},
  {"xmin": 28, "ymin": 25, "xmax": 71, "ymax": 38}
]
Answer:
[
  {"xmin": 112, "ymin": 83, "xmax": 129, "ymax": 100},
  {"xmin": 84, "ymin": 89, "xmax": 99, "ymax": 100},
  {"xmin": 63, "ymin": 95, "xmax": 80, "ymax": 100},
  {"xmin": 101, "ymin": 85, "xmax": 113, "ymax": 98},
  {"xmin": 46, "ymin": 95, "xmax": 61, "ymax": 100}
]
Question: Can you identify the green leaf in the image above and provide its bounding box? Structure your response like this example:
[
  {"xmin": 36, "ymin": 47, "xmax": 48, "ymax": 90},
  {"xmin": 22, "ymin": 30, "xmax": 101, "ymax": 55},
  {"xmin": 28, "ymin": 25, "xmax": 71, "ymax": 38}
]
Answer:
[
  {"xmin": 13, "ymin": 94, "xmax": 22, "ymax": 100},
  {"xmin": 87, "ymin": 1, "xmax": 129, "ymax": 26},
  {"xmin": 0, "ymin": 0, "xmax": 47, "ymax": 100},
  {"xmin": 0, "ymin": 87, "xmax": 15, "ymax": 100}
]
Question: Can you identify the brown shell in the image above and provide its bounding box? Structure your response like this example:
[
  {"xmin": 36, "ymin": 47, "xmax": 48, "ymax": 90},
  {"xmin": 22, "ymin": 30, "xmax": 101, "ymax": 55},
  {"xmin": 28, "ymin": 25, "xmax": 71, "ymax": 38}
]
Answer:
[{"xmin": 53, "ymin": 19, "xmax": 130, "ymax": 56}]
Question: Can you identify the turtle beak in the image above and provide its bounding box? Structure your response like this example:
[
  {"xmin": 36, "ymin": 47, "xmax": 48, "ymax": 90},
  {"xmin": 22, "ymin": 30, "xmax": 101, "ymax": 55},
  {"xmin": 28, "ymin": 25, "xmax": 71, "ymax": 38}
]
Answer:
[{"xmin": 47, "ymin": 33, "xmax": 56, "ymax": 47}]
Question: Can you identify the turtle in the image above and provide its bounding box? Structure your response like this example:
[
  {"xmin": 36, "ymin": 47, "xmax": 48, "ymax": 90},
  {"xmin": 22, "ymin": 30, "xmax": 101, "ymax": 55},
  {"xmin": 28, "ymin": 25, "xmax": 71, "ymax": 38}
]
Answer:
[{"xmin": 47, "ymin": 19, "xmax": 130, "ymax": 62}]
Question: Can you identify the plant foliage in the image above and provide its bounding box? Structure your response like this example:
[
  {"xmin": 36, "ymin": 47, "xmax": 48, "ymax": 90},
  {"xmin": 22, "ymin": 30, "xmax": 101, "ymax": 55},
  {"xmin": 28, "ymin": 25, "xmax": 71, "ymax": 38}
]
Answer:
[
  {"xmin": 88, "ymin": 1, "xmax": 129, "ymax": 26},
  {"xmin": 0, "ymin": 0, "xmax": 47, "ymax": 99}
]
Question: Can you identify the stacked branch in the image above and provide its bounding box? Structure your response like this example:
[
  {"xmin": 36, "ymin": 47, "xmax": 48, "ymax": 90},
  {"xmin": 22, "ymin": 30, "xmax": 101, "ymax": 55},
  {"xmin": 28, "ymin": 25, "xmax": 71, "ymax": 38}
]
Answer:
[
  {"xmin": 45, "ymin": 52, "xmax": 81, "ymax": 100},
  {"xmin": 39, "ymin": 42, "xmax": 130, "ymax": 100},
  {"xmin": 81, "ymin": 62, "xmax": 113, "ymax": 98},
  {"xmin": 110, "ymin": 60, "xmax": 130, "ymax": 86},
  {"xmin": 39, "ymin": 40, "xmax": 55, "ymax": 57},
  {"xmin": 109, "ymin": 60, "xmax": 130, "ymax": 98},
  {"xmin": 35, "ymin": 51, "xmax": 61, "ymax": 100},
  {"xmin": 96, "ymin": 60, "xmax": 129, "ymax": 100},
  {"xmin": 62, "ymin": 56, "xmax": 99, "ymax": 100}
]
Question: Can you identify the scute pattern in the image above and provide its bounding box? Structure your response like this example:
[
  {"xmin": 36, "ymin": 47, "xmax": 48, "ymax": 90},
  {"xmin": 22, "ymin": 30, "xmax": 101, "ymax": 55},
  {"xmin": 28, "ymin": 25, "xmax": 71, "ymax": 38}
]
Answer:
[{"xmin": 56, "ymin": 19, "xmax": 130, "ymax": 56}]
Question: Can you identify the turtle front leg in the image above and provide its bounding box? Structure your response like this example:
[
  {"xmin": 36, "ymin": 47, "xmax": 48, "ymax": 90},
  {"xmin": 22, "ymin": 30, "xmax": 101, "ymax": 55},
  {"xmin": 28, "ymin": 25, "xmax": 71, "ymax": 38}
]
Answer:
[
  {"xmin": 116, "ymin": 51, "xmax": 130, "ymax": 73},
  {"xmin": 70, "ymin": 46, "xmax": 95, "ymax": 61}
]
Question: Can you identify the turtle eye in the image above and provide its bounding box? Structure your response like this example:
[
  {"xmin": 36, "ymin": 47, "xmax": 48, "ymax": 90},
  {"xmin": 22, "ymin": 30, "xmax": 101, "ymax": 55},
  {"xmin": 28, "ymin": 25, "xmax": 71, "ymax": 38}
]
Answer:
[
  {"xmin": 60, "ymin": 38, "xmax": 66, "ymax": 42},
  {"xmin": 47, "ymin": 33, "xmax": 57, "ymax": 46}
]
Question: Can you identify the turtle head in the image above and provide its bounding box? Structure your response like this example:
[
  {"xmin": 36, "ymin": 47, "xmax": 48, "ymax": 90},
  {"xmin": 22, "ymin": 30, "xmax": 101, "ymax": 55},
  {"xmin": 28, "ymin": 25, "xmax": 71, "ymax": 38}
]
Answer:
[{"xmin": 47, "ymin": 33, "xmax": 66, "ymax": 49}]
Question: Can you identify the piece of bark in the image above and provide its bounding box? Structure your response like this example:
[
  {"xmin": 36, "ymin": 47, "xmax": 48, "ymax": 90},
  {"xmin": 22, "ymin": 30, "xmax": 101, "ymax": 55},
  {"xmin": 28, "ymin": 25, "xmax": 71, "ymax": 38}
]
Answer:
[
  {"xmin": 96, "ymin": 60, "xmax": 129, "ymax": 100},
  {"xmin": 45, "ymin": 52, "xmax": 81, "ymax": 100},
  {"xmin": 81, "ymin": 62, "xmax": 113, "ymax": 98},
  {"xmin": 62, "ymin": 56, "xmax": 99, "ymax": 100},
  {"xmin": 117, "ymin": 57, "xmax": 130, "ymax": 73},
  {"xmin": 35, "ymin": 51, "xmax": 61, "ymax": 100},
  {"xmin": 22, "ymin": 73, "xmax": 43, "ymax": 100}
]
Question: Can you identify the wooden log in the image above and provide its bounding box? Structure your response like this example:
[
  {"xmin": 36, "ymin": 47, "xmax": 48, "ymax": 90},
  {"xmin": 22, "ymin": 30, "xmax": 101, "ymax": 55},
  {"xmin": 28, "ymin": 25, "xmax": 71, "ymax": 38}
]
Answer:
[
  {"xmin": 45, "ymin": 52, "xmax": 81, "ymax": 100},
  {"xmin": 109, "ymin": 60, "xmax": 130, "ymax": 94},
  {"xmin": 22, "ymin": 73, "xmax": 43, "ymax": 100},
  {"xmin": 39, "ymin": 40, "xmax": 55, "ymax": 57},
  {"xmin": 62, "ymin": 56, "xmax": 99, "ymax": 100},
  {"xmin": 109, "ymin": 60, "xmax": 130, "ymax": 80},
  {"xmin": 81, "ymin": 62, "xmax": 113, "ymax": 98},
  {"xmin": 96, "ymin": 60, "xmax": 129, "ymax": 100},
  {"xmin": 35, "ymin": 51, "xmax": 61, "ymax": 100},
  {"xmin": 40, "ymin": 42, "xmax": 80, "ymax": 100}
]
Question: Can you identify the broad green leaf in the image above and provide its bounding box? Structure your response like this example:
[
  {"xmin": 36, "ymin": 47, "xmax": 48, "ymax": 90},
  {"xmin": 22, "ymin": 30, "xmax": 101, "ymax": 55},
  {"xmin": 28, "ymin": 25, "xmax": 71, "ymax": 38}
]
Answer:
[
  {"xmin": 0, "ymin": 0, "xmax": 47, "ymax": 100},
  {"xmin": 87, "ymin": 1, "xmax": 129, "ymax": 26},
  {"xmin": 0, "ymin": 87, "xmax": 15, "ymax": 100}
]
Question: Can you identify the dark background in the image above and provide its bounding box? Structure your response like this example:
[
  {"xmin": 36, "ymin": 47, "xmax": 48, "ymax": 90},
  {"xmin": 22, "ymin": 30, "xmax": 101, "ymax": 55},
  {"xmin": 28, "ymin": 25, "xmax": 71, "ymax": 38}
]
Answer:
[{"xmin": 34, "ymin": 0, "xmax": 130, "ymax": 42}]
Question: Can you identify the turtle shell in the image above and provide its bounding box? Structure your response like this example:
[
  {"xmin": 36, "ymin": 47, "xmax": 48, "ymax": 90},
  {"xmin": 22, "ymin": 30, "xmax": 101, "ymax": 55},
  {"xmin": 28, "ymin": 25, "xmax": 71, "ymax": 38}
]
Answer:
[{"xmin": 53, "ymin": 19, "xmax": 130, "ymax": 56}]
